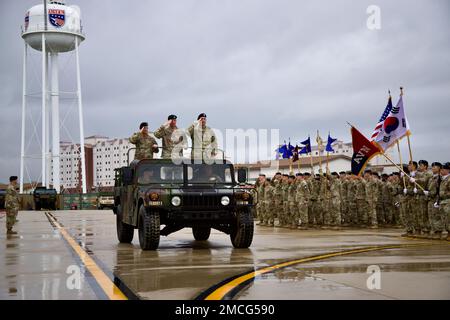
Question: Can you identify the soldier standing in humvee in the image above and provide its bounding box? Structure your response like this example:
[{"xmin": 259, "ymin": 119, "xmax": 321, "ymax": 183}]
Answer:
[
  {"xmin": 129, "ymin": 122, "xmax": 159, "ymax": 160},
  {"xmin": 154, "ymin": 114, "xmax": 185, "ymax": 160},
  {"xmin": 187, "ymin": 113, "xmax": 218, "ymax": 161}
]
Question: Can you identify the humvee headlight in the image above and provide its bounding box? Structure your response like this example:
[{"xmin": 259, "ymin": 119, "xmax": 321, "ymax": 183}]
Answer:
[
  {"xmin": 171, "ymin": 196, "xmax": 181, "ymax": 207},
  {"xmin": 221, "ymin": 196, "xmax": 230, "ymax": 206},
  {"xmin": 149, "ymin": 193, "xmax": 160, "ymax": 201}
]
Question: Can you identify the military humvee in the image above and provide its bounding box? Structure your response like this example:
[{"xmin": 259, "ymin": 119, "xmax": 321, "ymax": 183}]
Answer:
[
  {"xmin": 33, "ymin": 187, "xmax": 57, "ymax": 210},
  {"xmin": 113, "ymin": 151, "xmax": 254, "ymax": 250}
]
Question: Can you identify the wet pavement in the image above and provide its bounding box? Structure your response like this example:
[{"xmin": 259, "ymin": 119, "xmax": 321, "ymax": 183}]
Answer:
[{"xmin": 1, "ymin": 210, "xmax": 449, "ymax": 300}]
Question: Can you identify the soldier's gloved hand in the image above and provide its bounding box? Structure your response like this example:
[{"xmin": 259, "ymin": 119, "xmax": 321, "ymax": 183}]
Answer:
[
  {"xmin": 409, "ymin": 177, "xmax": 416, "ymax": 183},
  {"xmin": 403, "ymin": 188, "xmax": 407, "ymax": 195},
  {"xmin": 413, "ymin": 188, "xmax": 418, "ymax": 194},
  {"xmin": 400, "ymin": 172, "xmax": 405, "ymax": 177},
  {"xmin": 434, "ymin": 202, "xmax": 440, "ymax": 208},
  {"xmin": 423, "ymin": 191, "xmax": 429, "ymax": 196},
  {"xmin": 394, "ymin": 202, "xmax": 400, "ymax": 207}
]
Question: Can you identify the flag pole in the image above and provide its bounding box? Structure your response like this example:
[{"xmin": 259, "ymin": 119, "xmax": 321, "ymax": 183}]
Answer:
[
  {"xmin": 380, "ymin": 151, "xmax": 425, "ymax": 191},
  {"xmin": 400, "ymin": 87, "xmax": 414, "ymax": 163},
  {"xmin": 309, "ymin": 150, "xmax": 314, "ymax": 174},
  {"xmin": 317, "ymin": 130, "xmax": 323, "ymax": 172},
  {"xmin": 396, "ymin": 141, "xmax": 407, "ymax": 189},
  {"xmin": 289, "ymin": 157, "xmax": 293, "ymax": 175}
]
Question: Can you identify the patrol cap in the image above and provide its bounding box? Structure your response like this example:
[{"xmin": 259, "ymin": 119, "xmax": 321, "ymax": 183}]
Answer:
[
  {"xmin": 392, "ymin": 172, "xmax": 400, "ymax": 176},
  {"xmin": 432, "ymin": 162, "xmax": 442, "ymax": 168},
  {"xmin": 9, "ymin": 176, "xmax": 18, "ymax": 182},
  {"xmin": 382, "ymin": 173, "xmax": 389, "ymax": 178},
  {"xmin": 282, "ymin": 174, "xmax": 289, "ymax": 177},
  {"xmin": 364, "ymin": 169, "xmax": 372, "ymax": 174},
  {"xmin": 339, "ymin": 171, "xmax": 346, "ymax": 175},
  {"xmin": 168, "ymin": 114, "xmax": 177, "ymax": 120},
  {"xmin": 418, "ymin": 160, "xmax": 428, "ymax": 167},
  {"xmin": 331, "ymin": 172, "xmax": 339, "ymax": 176},
  {"xmin": 139, "ymin": 122, "xmax": 148, "ymax": 129},
  {"xmin": 197, "ymin": 113, "xmax": 207, "ymax": 120},
  {"xmin": 275, "ymin": 172, "xmax": 282, "ymax": 175},
  {"xmin": 289, "ymin": 175, "xmax": 296, "ymax": 179},
  {"xmin": 443, "ymin": 162, "xmax": 450, "ymax": 170}
]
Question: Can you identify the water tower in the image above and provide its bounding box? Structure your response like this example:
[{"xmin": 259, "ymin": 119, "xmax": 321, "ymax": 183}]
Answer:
[{"xmin": 20, "ymin": 0, "xmax": 87, "ymax": 193}]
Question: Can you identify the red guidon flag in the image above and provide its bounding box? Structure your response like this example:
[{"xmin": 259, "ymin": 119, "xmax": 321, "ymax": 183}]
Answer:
[{"xmin": 350, "ymin": 126, "xmax": 382, "ymax": 176}]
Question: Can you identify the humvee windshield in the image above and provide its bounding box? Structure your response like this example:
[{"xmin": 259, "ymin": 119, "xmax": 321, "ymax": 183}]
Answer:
[
  {"xmin": 136, "ymin": 163, "xmax": 234, "ymax": 185},
  {"xmin": 187, "ymin": 164, "xmax": 233, "ymax": 184},
  {"xmin": 137, "ymin": 164, "xmax": 184, "ymax": 184}
]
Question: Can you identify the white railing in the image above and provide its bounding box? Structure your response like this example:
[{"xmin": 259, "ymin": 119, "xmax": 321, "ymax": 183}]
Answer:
[{"xmin": 21, "ymin": 23, "xmax": 85, "ymax": 37}]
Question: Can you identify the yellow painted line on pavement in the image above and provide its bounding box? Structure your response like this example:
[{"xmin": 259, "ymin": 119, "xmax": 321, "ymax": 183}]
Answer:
[
  {"xmin": 45, "ymin": 212, "xmax": 127, "ymax": 300},
  {"xmin": 204, "ymin": 242, "xmax": 432, "ymax": 300}
]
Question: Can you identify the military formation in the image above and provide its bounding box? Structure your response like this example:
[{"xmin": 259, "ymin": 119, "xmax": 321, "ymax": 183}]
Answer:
[{"xmin": 254, "ymin": 160, "xmax": 450, "ymax": 240}]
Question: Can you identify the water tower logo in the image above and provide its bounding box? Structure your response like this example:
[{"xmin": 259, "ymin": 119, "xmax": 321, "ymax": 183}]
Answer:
[
  {"xmin": 24, "ymin": 12, "xmax": 29, "ymax": 31},
  {"xmin": 49, "ymin": 9, "xmax": 65, "ymax": 27}
]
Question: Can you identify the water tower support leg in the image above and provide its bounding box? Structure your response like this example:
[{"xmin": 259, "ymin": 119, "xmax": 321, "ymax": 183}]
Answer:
[
  {"xmin": 20, "ymin": 43, "xmax": 28, "ymax": 194},
  {"xmin": 51, "ymin": 53, "xmax": 61, "ymax": 193},
  {"xmin": 75, "ymin": 37, "xmax": 87, "ymax": 194},
  {"xmin": 41, "ymin": 33, "xmax": 47, "ymax": 188}
]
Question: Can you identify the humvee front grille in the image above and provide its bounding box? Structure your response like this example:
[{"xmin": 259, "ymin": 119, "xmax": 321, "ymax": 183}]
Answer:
[{"xmin": 182, "ymin": 195, "xmax": 221, "ymax": 208}]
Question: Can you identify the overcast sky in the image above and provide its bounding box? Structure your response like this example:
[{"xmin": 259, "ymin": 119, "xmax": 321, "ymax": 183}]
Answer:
[{"xmin": 1, "ymin": 0, "xmax": 449, "ymax": 182}]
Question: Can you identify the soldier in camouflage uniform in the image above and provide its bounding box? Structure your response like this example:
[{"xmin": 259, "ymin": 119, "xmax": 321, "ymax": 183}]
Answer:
[
  {"xmin": 374, "ymin": 173, "xmax": 384, "ymax": 225},
  {"xmin": 364, "ymin": 170, "xmax": 377, "ymax": 228},
  {"xmin": 287, "ymin": 175, "xmax": 297, "ymax": 228},
  {"xmin": 329, "ymin": 172, "xmax": 342, "ymax": 228},
  {"xmin": 295, "ymin": 173, "xmax": 310, "ymax": 229},
  {"xmin": 264, "ymin": 179, "xmax": 276, "ymax": 226},
  {"xmin": 406, "ymin": 161, "xmax": 422, "ymax": 235},
  {"xmin": 381, "ymin": 174, "xmax": 392, "ymax": 225},
  {"xmin": 187, "ymin": 113, "xmax": 218, "ymax": 161},
  {"xmin": 305, "ymin": 172, "xmax": 315, "ymax": 225},
  {"xmin": 438, "ymin": 162, "xmax": 450, "ymax": 241},
  {"xmin": 129, "ymin": 122, "xmax": 159, "ymax": 160},
  {"xmin": 154, "ymin": 115, "xmax": 184, "ymax": 160},
  {"xmin": 355, "ymin": 175, "xmax": 368, "ymax": 226},
  {"xmin": 347, "ymin": 174, "xmax": 358, "ymax": 226},
  {"xmin": 321, "ymin": 173, "xmax": 331, "ymax": 227},
  {"xmin": 426, "ymin": 162, "xmax": 444, "ymax": 239},
  {"xmin": 310, "ymin": 174, "xmax": 322, "ymax": 226},
  {"xmin": 280, "ymin": 174, "xmax": 290, "ymax": 227},
  {"xmin": 339, "ymin": 172, "xmax": 349, "ymax": 226},
  {"xmin": 391, "ymin": 173, "xmax": 404, "ymax": 226},
  {"xmin": 255, "ymin": 174, "xmax": 266, "ymax": 224},
  {"xmin": 411, "ymin": 160, "xmax": 433, "ymax": 236},
  {"xmin": 5, "ymin": 176, "xmax": 20, "ymax": 235}
]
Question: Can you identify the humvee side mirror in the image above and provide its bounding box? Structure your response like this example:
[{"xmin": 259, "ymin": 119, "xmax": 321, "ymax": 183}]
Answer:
[
  {"xmin": 237, "ymin": 168, "xmax": 247, "ymax": 183},
  {"xmin": 122, "ymin": 167, "xmax": 134, "ymax": 185}
]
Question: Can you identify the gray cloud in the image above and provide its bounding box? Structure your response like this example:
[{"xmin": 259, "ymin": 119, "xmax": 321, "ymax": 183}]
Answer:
[{"xmin": 1, "ymin": 0, "xmax": 449, "ymax": 182}]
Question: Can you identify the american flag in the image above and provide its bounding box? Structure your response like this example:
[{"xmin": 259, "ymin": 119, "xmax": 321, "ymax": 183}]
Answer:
[{"xmin": 370, "ymin": 96, "xmax": 393, "ymax": 141}]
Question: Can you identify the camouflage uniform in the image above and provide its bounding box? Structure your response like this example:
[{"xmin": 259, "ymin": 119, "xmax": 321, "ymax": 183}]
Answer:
[
  {"xmin": 404, "ymin": 174, "xmax": 417, "ymax": 233},
  {"xmin": 310, "ymin": 178, "xmax": 322, "ymax": 225},
  {"xmin": 376, "ymin": 180, "xmax": 384, "ymax": 224},
  {"xmin": 355, "ymin": 178, "xmax": 368, "ymax": 225},
  {"xmin": 381, "ymin": 181, "xmax": 393, "ymax": 224},
  {"xmin": 5, "ymin": 184, "xmax": 20, "ymax": 232},
  {"xmin": 347, "ymin": 178, "xmax": 358, "ymax": 225},
  {"xmin": 287, "ymin": 182, "xmax": 297, "ymax": 228},
  {"xmin": 438, "ymin": 174, "xmax": 450, "ymax": 234},
  {"xmin": 340, "ymin": 178, "xmax": 349, "ymax": 224},
  {"xmin": 255, "ymin": 182, "xmax": 264, "ymax": 222},
  {"xmin": 273, "ymin": 180, "xmax": 283, "ymax": 225},
  {"xmin": 129, "ymin": 132, "xmax": 158, "ymax": 160},
  {"xmin": 329, "ymin": 177, "xmax": 341, "ymax": 226},
  {"xmin": 415, "ymin": 170, "xmax": 433, "ymax": 233},
  {"xmin": 281, "ymin": 181, "xmax": 290, "ymax": 226},
  {"xmin": 321, "ymin": 176, "xmax": 331, "ymax": 226},
  {"xmin": 428, "ymin": 174, "xmax": 444, "ymax": 233},
  {"xmin": 306, "ymin": 177, "xmax": 315, "ymax": 225},
  {"xmin": 295, "ymin": 179, "xmax": 310, "ymax": 227},
  {"xmin": 264, "ymin": 182, "xmax": 275, "ymax": 226},
  {"xmin": 365, "ymin": 179, "xmax": 378, "ymax": 226},
  {"xmin": 187, "ymin": 122, "xmax": 218, "ymax": 160},
  {"xmin": 153, "ymin": 124, "xmax": 183, "ymax": 159},
  {"xmin": 392, "ymin": 179, "xmax": 404, "ymax": 226}
]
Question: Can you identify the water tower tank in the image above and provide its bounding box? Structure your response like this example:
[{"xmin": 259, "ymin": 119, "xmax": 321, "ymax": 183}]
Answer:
[{"xmin": 22, "ymin": 0, "xmax": 85, "ymax": 52}]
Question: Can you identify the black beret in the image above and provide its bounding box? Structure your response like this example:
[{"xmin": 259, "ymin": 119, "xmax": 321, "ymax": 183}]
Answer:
[
  {"xmin": 296, "ymin": 173, "xmax": 303, "ymax": 176},
  {"xmin": 275, "ymin": 172, "xmax": 282, "ymax": 175},
  {"xmin": 373, "ymin": 173, "xmax": 380, "ymax": 177},
  {"xmin": 364, "ymin": 169, "xmax": 372, "ymax": 174},
  {"xmin": 418, "ymin": 160, "xmax": 428, "ymax": 166},
  {"xmin": 168, "ymin": 114, "xmax": 177, "ymax": 120},
  {"xmin": 9, "ymin": 176, "xmax": 18, "ymax": 182},
  {"xmin": 339, "ymin": 171, "xmax": 346, "ymax": 175},
  {"xmin": 282, "ymin": 174, "xmax": 289, "ymax": 177},
  {"xmin": 392, "ymin": 172, "xmax": 400, "ymax": 176},
  {"xmin": 139, "ymin": 122, "xmax": 148, "ymax": 129},
  {"xmin": 409, "ymin": 161, "xmax": 418, "ymax": 167},
  {"xmin": 197, "ymin": 113, "xmax": 207, "ymax": 120},
  {"xmin": 304, "ymin": 172, "xmax": 311, "ymax": 176},
  {"xmin": 331, "ymin": 172, "xmax": 339, "ymax": 176},
  {"xmin": 289, "ymin": 175, "xmax": 296, "ymax": 179},
  {"xmin": 432, "ymin": 162, "xmax": 442, "ymax": 168},
  {"xmin": 382, "ymin": 173, "xmax": 389, "ymax": 177},
  {"xmin": 443, "ymin": 162, "xmax": 450, "ymax": 170}
]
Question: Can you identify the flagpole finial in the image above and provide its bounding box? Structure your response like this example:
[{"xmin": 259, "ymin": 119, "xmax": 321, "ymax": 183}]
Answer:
[
  {"xmin": 388, "ymin": 89, "xmax": 391, "ymax": 96},
  {"xmin": 400, "ymin": 87, "xmax": 404, "ymax": 96}
]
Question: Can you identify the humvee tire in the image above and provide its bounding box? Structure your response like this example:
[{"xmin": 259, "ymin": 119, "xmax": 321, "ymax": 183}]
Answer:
[
  {"xmin": 35, "ymin": 204, "xmax": 41, "ymax": 211},
  {"xmin": 138, "ymin": 206, "xmax": 160, "ymax": 250},
  {"xmin": 230, "ymin": 209, "xmax": 254, "ymax": 248},
  {"xmin": 116, "ymin": 204, "xmax": 134, "ymax": 243},
  {"xmin": 192, "ymin": 227, "xmax": 211, "ymax": 241}
]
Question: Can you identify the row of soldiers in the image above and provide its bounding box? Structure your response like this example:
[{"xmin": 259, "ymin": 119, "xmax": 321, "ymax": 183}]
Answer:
[{"xmin": 253, "ymin": 160, "xmax": 450, "ymax": 240}]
